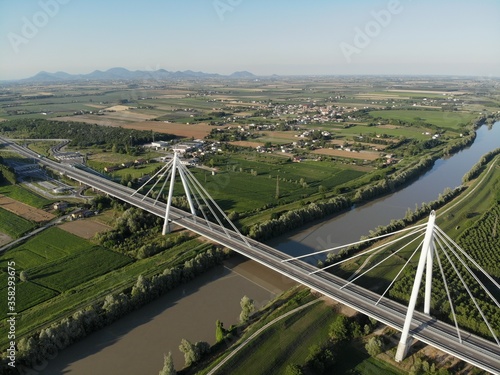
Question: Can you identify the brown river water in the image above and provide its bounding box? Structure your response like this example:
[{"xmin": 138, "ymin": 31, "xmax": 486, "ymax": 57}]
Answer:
[{"xmin": 33, "ymin": 256, "xmax": 295, "ymax": 375}]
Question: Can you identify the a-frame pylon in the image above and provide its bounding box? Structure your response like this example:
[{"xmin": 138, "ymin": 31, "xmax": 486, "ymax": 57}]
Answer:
[
  {"xmin": 161, "ymin": 152, "xmax": 197, "ymax": 234},
  {"xmin": 131, "ymin": 152, "xmax": 251, "ymax": 246},
  {"xmin": 395, "ymin": 210, "xmax": 436, "ymax": 362}
]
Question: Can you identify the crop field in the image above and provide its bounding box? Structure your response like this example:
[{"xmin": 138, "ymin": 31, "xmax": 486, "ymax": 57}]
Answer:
[
  {"xmin": 182, "ymin": 157, "xmax": 365, "ymax": 212},
  {"xmin": 0, "ymin": 227, "xmax": 131, "ymax": 313},
  {"xmin": 123, "ymin": 121, "xmax": 213, "ymax": 138},
  {"xmin": 368, "ymin": 109, "xmax": 476, "ymax": 129},
  {"xmin": 0, "ymin": 207, "xmax": 35, "ymax": 238},
  {"xmin": 0, "ymin": 184, "xmax": 52, "ymax": 208},
  {"xmin": 28, "ymin": 246, "xmax": 132, "ymax": 292},
  {"xmin": 0, "ymin": 194, "xmax": 55, "ymax": 222},
  {"xmin": 0, "ymin": 281, "xmax": 57, "ymax": 314}
]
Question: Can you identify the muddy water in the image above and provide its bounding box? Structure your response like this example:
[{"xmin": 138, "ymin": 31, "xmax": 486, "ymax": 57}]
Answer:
[{"xmin": 37, "ymin": 256, "xmax": 295, "ymax": 375}]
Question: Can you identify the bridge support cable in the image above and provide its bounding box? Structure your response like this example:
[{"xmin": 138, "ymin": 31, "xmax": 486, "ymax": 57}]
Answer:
[
  {"xmin": 376, "ymin": 243, "xmax": 422, "ymax": 306},
  {"xmin": 434, "ymin": 226, "xmax": 500, "ymax": 296},
  {"xmin": 132, "ymin": 158, "xmax": 173, "ymax": 198},
  {"xmin": 163, "ymin": 154, "xmax": 178, "ymax": 234},
  {"xmin": 433, "ymin": 238, "xmax": 463, "ymax": 344},
  {"xmin": 153, "ymin": 169, "xmax": 173, "ymax": 206},
  {"xmin": 340, "ymin": 232, "xmax": 426, "ymax": 291},
  {"xmin": 179, "ymin": 160, "xmax": 251, "ymax": 247},
  {"xmin": 176, "ymin": 166, "xmax": 197, "ymax": 217},
  {"xmin": 283, "ymin": 223, "xmax": 427, "ymax": 264},
  {"xmin": 308, "ymin": 226, "xmax": 427, "ymax": 276},
  {"xmin": 131, "ymin": 152, "xmax": 250, "ymax": 246},
  {"xmin": 396, "ymin": 211, "xmax": 436, "ymax": 362},
  {"xmin": 180, "ymin": 166, "xmax": 231, "ymax": 236},
  {"xmin": 434, "ymin": 229, "xmax": 500, "ymax": 310},
  {"xmin": 433, "ymin": 232, "xmax": 500, "ymax": 346}
]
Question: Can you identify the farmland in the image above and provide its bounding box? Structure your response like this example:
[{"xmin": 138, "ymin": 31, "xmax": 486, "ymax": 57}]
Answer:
[
  {"xmin": 185, "ymin": 155, "xmax": 365, "ymax": 213},
  {"xmin": 368, "ymin": 109, "xmax": 476, "ymax": 130},
  {"xmin": 0, "ymin": 207, "xmax": 35, "ymax": 238},
  {"xmin": 0, "ymin": 228, "xmax": 132, "ymax": 315},
  {"xmin": 0, "ymin": 184, "xmax": 52, "ymax": 209}
]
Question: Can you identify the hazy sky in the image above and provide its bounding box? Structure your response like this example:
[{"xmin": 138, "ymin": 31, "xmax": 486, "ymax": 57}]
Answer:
[{"xmin": 1, "ymin": 0, "xmax": 499, "ymax": 80}]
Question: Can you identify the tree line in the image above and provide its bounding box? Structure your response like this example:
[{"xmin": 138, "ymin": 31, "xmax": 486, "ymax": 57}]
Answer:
[{"xmin": 0, "ymin": 118, "xmax": 174, "ymax": 148}]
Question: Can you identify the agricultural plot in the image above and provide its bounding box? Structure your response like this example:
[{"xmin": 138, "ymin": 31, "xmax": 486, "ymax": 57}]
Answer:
[
  {"xmin": 0, "ymin": 194, "xmax": 54, "ymax": 222},
  {"xmin": 456, "ymin": 204, "xmax": 500, "ymax": 278},
  {"xmin": 221, "ymin": 302, "xmax": 337, "ymax": 374},
  {"xmin": 0, "ymin": 227, "xmax": 132, "ymax": 316},
  {"xmin": 28, "ymin": 246, "xmax": 132, "ymax": 292},
  {"xmin": 0, "ymin": 184, "xmax": 52, "ymax": 208},
  {"xmin": 368, "ymin": 109, "xmax": 475, "ymax": 130},
  {"xmin": 0, "ymin": 207, "xmax": 35, "ymax": 238},
  {"xmin": 181, "ymin": 158, "xmax": 365, "ymax": 212},
  {"xmin": 0, "ymin": 282, "xmax": 57, "ymax": 316}
]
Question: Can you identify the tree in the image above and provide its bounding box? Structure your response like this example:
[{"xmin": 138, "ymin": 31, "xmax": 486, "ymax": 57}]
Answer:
[
  {"xmin": 179, "ymin": 338, "xmax": 200, "ymax": 367},
  {"xmin": 239, "ymin": 295, "xmax": 255, "ymax": 323},
  {"xmin": 19, "ymin": 270, "xmax": 28, "ymax": 282},
  {"xmin": 159, "ymin": 352, "xmax": 176, "ymax": 375},
  {"xmin": 215, "ymin": 320, "xmax": 226, "ymax": 343},
  {"xmin": 285, "ymin": 363, "xmax": 304, "ymax": 375},
  {"xmin": 365, "ymin": 336, "xmax": 383, "ymax": 357},
  {"xmin": 329, "ymin": 315, "xmax": 349, "ymax": 341}
]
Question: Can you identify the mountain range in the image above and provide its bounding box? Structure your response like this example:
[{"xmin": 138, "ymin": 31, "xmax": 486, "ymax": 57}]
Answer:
[{"xmin": 19, "ymin": 67, "xmax": 257, "ymax": 82}]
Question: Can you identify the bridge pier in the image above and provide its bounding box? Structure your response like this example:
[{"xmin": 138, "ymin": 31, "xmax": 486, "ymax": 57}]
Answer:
[{"xmin": 395, "ymin": 210, "xmax": 436, "ymax": 362}]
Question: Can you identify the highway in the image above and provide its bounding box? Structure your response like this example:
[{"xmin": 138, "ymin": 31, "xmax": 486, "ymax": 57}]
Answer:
[{"xmin": 2, "ymin": 137, "xmax": 499, "ymax": 374}]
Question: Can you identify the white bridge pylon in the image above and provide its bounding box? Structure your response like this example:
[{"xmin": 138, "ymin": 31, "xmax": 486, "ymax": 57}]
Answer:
[
  {"xmin": 131, "ymin": 152, "xmax": 250, "ymax": 245},
  {"xmin": 282, "ymin": 210, "xmax": 500, "ymax": 362}
]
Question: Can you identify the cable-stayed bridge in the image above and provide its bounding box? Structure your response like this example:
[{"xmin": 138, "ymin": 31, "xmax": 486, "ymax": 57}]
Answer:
[{"xmin": 2, "ymin": 138, "xmax": 499, "ymax": 374}]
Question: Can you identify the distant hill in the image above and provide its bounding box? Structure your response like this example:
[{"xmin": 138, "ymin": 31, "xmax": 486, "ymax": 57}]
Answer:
[{"xmin": 20, "ymin": 68, "xmax": 257, "ymax": 83}]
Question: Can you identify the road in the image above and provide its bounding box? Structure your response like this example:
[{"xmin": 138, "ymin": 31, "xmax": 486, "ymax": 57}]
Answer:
[{"xmin": 1, "ymin": 136, "xmax": 499, "ymax": 374}]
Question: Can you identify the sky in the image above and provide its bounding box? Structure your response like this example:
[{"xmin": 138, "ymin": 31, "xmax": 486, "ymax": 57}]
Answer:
[{"xmin": 0, "ymin": 0, "xmax": 499, "ymax": 80}]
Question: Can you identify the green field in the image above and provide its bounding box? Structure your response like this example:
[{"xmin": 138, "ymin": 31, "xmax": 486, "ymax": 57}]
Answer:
[
  {"xmin": 29, "ymin": 246, "xmax": 132, "ymax": 292},
  {"xmin": 369, "ymin": 109, "xmax": 476, "ymax": 129},
  {"xmin": 0, "ymin": 228, "xmax": 132, "ymax": 317},
  {"xmin": 0, "ymin": 207, "xmax": 35, "ymax": 238},
  {"xmin": 184, "ymin": 157, "xmax": 365, "ymax": 212},
  {"xmin": 0, "ymin": 184, "xmax": 52, "ymax": 208}
]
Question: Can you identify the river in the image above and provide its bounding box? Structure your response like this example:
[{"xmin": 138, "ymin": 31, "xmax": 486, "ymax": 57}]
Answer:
[
  {"xmin": 36, "ymin": 256, "xmax": 295, "ymax": 374},
  {"xmin": 35, "ymin": 122, "xmax": 498, "ymax": 374},
  {"xmin": 272, "ymin": 122, "xmax": 500, "ymax": 258}
]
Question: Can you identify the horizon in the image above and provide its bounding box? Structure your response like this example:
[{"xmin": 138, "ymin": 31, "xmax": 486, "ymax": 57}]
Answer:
[
  {"xmin": 1, "ymin": 0, "xmax": 499, "ymax": 80},
  {"xmin": 5, "ymin": 66, "xmax": 500, "ymax": 82}
]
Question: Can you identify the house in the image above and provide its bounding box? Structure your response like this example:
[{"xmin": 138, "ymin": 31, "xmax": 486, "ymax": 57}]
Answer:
[
  {"xmin": 71, "ymin": 208, "xmax": 93, "ymax": 220},
  {"xmin": 151, "ymin": 141, "xmax": 169, "ymax": 149},
  {"xmin": 53, "ymin": 202, "xmax": 68, "ymax": 211},
  {"xmin": 104, "ymin": 165, "xmax": 123, "ymax": 173}
]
